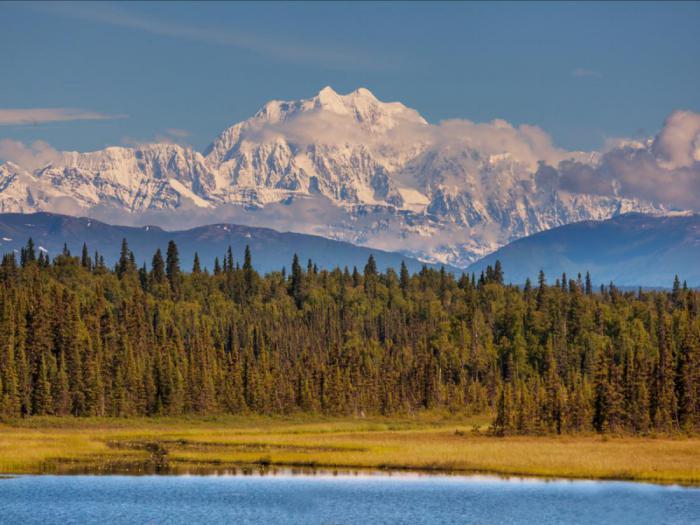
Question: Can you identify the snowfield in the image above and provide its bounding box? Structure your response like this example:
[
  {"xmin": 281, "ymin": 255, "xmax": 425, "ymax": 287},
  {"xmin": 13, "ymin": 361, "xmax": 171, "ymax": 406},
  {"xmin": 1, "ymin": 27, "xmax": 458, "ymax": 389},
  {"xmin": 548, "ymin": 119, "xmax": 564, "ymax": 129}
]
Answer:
[{"xmin": 0, "ymin": 87, "xmax": 666, "ymax": 266}]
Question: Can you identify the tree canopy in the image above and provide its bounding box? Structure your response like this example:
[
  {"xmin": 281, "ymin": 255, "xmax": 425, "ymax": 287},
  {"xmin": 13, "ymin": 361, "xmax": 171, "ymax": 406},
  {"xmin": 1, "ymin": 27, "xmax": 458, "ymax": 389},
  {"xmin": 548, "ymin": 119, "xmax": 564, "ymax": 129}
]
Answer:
[{"xmin": 0, "ymin": 238, "xmax": 698, "ymax": 435}]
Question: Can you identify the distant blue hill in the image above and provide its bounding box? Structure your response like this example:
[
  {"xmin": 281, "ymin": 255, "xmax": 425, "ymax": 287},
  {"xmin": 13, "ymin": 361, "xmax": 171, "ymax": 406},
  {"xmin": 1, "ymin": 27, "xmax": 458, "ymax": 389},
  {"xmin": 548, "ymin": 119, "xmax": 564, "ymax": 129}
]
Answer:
[
  {"xmin": 468, "ymin": 213, "xmax": 700, "ymax": 287},
  {"xmin": 0, "ymin": 212, "xmax": 457, "ymax": 274}
]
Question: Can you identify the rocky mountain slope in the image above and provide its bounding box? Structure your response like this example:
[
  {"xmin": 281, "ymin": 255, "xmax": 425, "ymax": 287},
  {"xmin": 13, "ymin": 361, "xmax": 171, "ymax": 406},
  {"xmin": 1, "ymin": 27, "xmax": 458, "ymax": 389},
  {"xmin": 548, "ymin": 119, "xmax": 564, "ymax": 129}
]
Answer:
[{"xmin": 0, "ymin": 87, "xmax": 665, "ymax": 266}]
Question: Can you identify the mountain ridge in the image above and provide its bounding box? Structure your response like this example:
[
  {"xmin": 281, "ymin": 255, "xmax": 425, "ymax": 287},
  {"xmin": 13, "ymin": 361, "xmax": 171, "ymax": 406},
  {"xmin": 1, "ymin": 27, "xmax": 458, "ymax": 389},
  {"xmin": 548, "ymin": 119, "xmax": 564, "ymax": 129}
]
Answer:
[
  {"xmin": 0, "ymin": 211, "xmax": 458, "ymax": 274},
  {"xmin": 0, "ymin": 87, "xmax": 667, "ymax": 266},
  {"xmin": 467, "ymin": 212, "xmax": 700, "ymax": 286}
]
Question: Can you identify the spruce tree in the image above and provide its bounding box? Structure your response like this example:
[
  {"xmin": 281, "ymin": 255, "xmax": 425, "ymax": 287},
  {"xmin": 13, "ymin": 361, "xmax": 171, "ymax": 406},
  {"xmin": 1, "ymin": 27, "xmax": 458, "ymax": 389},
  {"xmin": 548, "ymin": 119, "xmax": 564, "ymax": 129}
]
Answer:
[
  {"xmin": 225, "ymin": 247, "xmax": 234, "ymax": 273},
  {"xmin": 494, "ymin": 260, "xmax": 504, "ymax": 284},
  {"xmin": 21, "ymin": 238, "xmax": 36, "ymax": 267},
  {"xmin": 165, "ymin": 240, "xmax": 181, "ymax": 297},
  {"xmin": 399, "ymin": 261, "xmax": 410, "ymax": 295},
  {"xmin": 151, "ymin": 249, "xmax": 166, "ymax": 284},
  {"xmin": 81, "ymin": 243, "xmax": 91, "ymax": 270},
  {"xmin": 290, "ymin": 254, "xmax": 304, "ymax": 308},
  {"xmin": 117, "ymin": 238, "xmax": 131, "ymax": 278}
]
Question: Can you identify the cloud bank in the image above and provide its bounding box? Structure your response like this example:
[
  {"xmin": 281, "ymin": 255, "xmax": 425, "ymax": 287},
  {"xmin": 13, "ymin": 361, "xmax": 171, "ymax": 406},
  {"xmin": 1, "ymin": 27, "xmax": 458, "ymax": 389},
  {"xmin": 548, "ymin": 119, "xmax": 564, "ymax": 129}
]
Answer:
[
  {"xmin": 555, "ymin": 110, "xmax": 700, "ymax": 210},
  {"xmin": 0, "ymin": 139, "xmax": 62, "ymax": 171},
  {"xmin": 246, "ymin": 105, "xmax": 577, "ymax": 173},
  {"xmin": 239, "ymin": 103, "xmax": 700, "ymax": 211},
  {"xmin": 3, "ymin": 97, "xmax": 700, "ymax": 212},
  {"xmin": 0, "ymin": 108, "xmax": 123, "ymax": 126}
]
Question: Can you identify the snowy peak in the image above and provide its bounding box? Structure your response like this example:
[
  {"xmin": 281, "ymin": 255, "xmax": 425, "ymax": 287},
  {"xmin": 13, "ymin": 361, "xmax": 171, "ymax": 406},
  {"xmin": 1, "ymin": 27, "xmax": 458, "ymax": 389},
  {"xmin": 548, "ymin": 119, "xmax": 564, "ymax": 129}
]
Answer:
[
  {"xmin": 0, "ymin": 161, "xmax": 26, "ymax": 175},
  {"xmin": 0, "ymin": 161, "xmax": 70, "ymax": 213},
  {"xmin": 0, "ymin": 87, "xmax": 674, "ymax": 267},
  {"xmin": 204, "ymin": 87, "xmax": 429, "ymax": 170},
  {"xmin": 316, "ymin": 85, "xmax": 349, "ymax": 113},
  {"xmin": 245, "ymin": 86, "xmax": 426, "ymax": 131},
  {"xmin": 25, "ymin": 143, "xmax": 219, "ymax": 211},
  {"xmin": 204, "ymin": 87, "xmax": 431, "ymax": 206},
  {"xmin": 313, "ymin": 86, "xmax": 428, "ymax": 131}
]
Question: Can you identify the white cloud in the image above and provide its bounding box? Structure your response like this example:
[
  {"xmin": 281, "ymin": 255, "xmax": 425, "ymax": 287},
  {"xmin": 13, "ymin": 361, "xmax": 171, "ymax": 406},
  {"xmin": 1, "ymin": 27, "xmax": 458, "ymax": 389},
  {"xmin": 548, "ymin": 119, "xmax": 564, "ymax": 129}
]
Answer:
[
  {"xmin": 40, "ymin": 3, "xmax": 385, "ymax": 70},
  {"xmin": 0, "ymin": 139, "xmax": 62, "ymax": 170},
  {"xmin": 244, "ymin": 102, "xmax": 575, "ymax": 173},
  {"xmin": 164, "ymin": 128, "xmax": 190, "ymax": 139},
  {"xmin": 572, "ymin": 68, "xmax": 601, "ymax": 78},
  {"xmin": 556, "ymin": 110, "xmax": 700, "ymax": 210},
  {"xmin": 432, "ymin": 118, "xmax": 575, "ymax": 170},
  {"xmin": 121, "ymin": 128, "xmax": 193, "ymax": 147},
  {"xmin": 0, "ymin": 108, "xmax": 124, "ymax": 126},
  {"xmin": 4, "ymin": 84, "xmax": 699, "ymax": 216},
  {"xmin": 651, "ymin": 110, "xmax": 700, "ymax": 169}
]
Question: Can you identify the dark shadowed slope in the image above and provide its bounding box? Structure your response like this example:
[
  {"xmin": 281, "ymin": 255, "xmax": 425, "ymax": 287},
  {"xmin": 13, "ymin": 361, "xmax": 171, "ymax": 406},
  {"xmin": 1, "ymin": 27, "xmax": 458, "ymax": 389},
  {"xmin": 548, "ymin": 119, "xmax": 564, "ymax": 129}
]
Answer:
[
  {"xmin": 468, "ymin": 213, "xmax": 700, "ymax": 287},
  {"xmin": 0, "ymin": 212, "xmax": 456, "ymax": 274}
]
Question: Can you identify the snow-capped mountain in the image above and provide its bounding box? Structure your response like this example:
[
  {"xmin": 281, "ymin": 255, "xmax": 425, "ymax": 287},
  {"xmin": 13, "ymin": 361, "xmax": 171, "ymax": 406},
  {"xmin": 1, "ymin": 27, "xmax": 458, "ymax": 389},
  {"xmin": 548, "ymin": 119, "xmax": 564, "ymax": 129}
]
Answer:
[
  {"xmin": 0, "ymin": 162, "xmax": 68, "ymax": 213},
  {"xmin": 0, "ymin": 87, "xmax": 666, "ymax": 266}
]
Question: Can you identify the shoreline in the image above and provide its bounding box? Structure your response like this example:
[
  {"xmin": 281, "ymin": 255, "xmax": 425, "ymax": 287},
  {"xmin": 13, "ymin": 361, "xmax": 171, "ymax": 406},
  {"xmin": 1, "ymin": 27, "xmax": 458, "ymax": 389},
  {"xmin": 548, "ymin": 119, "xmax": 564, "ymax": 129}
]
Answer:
[
  {"xmin": 1, "ymin": 415, "xmax": 699, "ymax": 486},
  {"xmin": 3, "ymin": 465, "xmax": 700, "ymax": 489}
]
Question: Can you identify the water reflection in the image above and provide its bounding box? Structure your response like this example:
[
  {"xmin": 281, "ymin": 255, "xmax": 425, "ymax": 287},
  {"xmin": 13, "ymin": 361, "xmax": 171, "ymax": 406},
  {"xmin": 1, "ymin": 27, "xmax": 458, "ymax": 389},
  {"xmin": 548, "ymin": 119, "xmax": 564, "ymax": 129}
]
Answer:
[
  {"xmin": 0, "ymin": 472, "xmax": 697, "ymax": 525},
  {"xmin": 28, "ymin": 462, "xmax": 700, "ymax": 490}
]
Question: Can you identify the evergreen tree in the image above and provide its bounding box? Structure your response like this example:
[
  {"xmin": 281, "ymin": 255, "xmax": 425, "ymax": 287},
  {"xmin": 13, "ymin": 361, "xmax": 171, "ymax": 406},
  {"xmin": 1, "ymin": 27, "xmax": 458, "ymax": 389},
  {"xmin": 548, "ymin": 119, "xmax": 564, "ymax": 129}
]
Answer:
[
  {"xmin": 81, "ymin": 243, "xmax": 92, "ymax": 270},
  {"xmin": 243, "ymin": 245, "xmax": 256, "ymax": 298},
  {"xmin": 536, "ymin": 270, "xmax": 546, "ymax": 308},
  {"xmin": 652, "ymin": 298, "xmax": 677, "ymax": 430},
  {"xmin": 364, "ymin": 255, "xmax": 378, "ymax": 297},
  {"xmin": 117, "ymin": 239, "xmax": 131, "ymax": 278},
  {"xmin": 166, "ymin": 241, "xmax": 181, "ymax": 297},
  {"xmin": 290, "ymin": 254, "xmax": 304, "ymax": 308},
  {"xmin": 225, "ymin": 247, "xmax": 234, "ymax": 273},
  {"xmin": 151, "ymin": 249, "xmax": 166, "ymax": 284},
  {"xmin": 21, "ymin": 238, "xmax": 36, "ymax": 267},
  {"xmin": 493, "ymin": 260, "xmax": 504, "ymax": 284},
  {"xmin": 0, "ymin": 245, "xmax": 696, "ymax": 432},
  {"xmin": 399, "ymin": 261, "xmax": 410, "ymax": 295}
]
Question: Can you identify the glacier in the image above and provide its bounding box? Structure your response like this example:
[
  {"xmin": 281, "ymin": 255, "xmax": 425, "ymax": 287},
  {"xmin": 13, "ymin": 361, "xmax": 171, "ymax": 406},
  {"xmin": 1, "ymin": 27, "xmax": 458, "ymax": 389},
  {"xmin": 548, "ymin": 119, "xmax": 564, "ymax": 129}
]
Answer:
[{"xmin": 0, "ymin": 86, "xmax": 665, "ymax": 267}]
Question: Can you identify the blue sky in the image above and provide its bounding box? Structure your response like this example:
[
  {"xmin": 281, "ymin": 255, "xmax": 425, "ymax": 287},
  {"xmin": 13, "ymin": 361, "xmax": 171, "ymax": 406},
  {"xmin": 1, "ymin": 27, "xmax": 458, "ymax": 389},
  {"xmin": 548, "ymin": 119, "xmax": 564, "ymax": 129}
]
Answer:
[{"xmin": 1, "ymin": 1, "xmax": 699, "ymax": 153}]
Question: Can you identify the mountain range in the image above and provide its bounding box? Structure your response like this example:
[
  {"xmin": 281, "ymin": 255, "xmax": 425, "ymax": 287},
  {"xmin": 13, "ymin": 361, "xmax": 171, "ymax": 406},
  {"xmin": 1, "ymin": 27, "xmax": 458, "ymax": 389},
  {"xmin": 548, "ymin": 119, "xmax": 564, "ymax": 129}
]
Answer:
[
  {"xmin": 3, "ymin": 211, "xmax": 699, "ymax": 287},
  {"xmin": 0, "ymin": 212, "xmax": 452, "ymax": 274},
  {"xmin": 0, "ymin": 87, "xmax": 665, "ymax": 267},
  {"xmin": 468, "ymin": 212, "xmax": 700, "ymax": 287}
]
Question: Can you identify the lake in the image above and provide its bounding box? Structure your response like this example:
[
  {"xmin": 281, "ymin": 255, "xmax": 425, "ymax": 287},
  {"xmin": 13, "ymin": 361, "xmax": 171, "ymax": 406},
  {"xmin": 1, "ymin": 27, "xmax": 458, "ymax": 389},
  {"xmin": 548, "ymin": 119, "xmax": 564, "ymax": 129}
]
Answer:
[{"xmin": 0, "ymin": 472, "xmax": 698, "ymax": 524}]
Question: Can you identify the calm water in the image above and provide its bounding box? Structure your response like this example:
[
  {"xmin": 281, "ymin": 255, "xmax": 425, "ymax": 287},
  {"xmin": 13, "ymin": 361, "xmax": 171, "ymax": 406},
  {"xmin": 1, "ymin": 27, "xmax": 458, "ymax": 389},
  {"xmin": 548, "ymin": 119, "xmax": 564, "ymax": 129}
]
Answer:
[{"xmin": 0, "ymin": 472, "xmax": 698, "ymax": 524}]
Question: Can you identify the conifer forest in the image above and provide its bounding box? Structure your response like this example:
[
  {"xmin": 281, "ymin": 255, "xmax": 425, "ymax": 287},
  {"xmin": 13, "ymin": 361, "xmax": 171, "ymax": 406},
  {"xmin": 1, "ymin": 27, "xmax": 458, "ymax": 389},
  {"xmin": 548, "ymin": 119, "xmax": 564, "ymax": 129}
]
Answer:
[{"xmin": 0, "ymin": 238, "xmax": 698, "ymax": 435}]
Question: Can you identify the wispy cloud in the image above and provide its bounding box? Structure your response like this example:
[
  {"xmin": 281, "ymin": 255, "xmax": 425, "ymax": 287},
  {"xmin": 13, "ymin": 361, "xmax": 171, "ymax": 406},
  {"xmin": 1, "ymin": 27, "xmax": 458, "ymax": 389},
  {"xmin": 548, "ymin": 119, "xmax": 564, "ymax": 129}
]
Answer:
[
  {"xmin": 39, "ymin": 2, "xmax": 385, "ymax": 70},
  {"xmin": 164, "ymin": 128, "xmax": 190, "ymax": 139},
  {"xmin": 121, "ymin": 128, "xmax": 193, "ymax": 147},
  {"xmin": 571, "ymin": 67, "xmax": 601, "ymax": 78},
  {"xmin": 0, "ymin": 139, "xmax": 62, "ymax": 170},
  {"xmin": 0, "ymin": 108, "xmax": 125, "ymax": 126}
]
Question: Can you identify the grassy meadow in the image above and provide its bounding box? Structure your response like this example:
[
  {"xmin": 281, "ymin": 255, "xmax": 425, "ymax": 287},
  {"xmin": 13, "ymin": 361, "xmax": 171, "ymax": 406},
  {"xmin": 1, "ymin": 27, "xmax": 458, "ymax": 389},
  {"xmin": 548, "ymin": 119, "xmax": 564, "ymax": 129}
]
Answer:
[{"xmin": 1, "ymin": 414, "xmax": 699, "ymax": 485}]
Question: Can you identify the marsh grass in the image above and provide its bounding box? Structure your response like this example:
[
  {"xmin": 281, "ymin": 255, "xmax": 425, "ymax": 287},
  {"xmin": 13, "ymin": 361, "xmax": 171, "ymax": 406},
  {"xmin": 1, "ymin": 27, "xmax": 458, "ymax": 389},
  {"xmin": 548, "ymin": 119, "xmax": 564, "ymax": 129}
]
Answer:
[{"xmin": 1, "ymin": 414, "xmax": 698, "ymax": 484}]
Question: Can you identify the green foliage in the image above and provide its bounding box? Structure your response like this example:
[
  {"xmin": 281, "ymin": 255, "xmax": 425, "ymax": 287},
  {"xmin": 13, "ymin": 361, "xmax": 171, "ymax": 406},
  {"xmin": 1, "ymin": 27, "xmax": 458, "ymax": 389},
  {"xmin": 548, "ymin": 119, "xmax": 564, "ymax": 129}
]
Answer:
[{"xmin": 0, "ymin": 243, "xmax": 699, "ymax": 435}]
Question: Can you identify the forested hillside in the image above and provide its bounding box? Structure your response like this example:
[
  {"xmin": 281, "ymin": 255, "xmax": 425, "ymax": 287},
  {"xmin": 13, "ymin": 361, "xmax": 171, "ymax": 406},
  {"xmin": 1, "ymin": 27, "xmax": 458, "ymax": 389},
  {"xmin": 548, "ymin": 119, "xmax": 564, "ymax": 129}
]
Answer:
[
  {"xmin": 0, "ymin": 239, "xmax": 698, "ymax": 435},
  {"xmin": 0, "ymin": 212, "xmax": 450, "ymax": 274},
  {"xmin": 468, "ymin": 213, "xmax": 700, "ymax": 287}
]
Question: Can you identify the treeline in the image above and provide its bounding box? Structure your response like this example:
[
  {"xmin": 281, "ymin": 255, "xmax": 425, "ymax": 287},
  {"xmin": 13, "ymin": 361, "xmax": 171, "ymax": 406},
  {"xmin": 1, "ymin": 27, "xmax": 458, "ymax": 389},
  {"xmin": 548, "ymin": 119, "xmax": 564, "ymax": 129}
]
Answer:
[{"xmin": 0, "ymin": 238, "xmax": 698, "ymax": 435}]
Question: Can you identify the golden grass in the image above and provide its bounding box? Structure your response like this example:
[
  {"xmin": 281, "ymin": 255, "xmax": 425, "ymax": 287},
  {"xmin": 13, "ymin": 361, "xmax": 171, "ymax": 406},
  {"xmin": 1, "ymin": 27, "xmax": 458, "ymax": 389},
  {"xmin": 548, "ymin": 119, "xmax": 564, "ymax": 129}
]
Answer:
[{"xmin": 1, "ymin": 414, "xmax": 699, "ymax": 485}]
